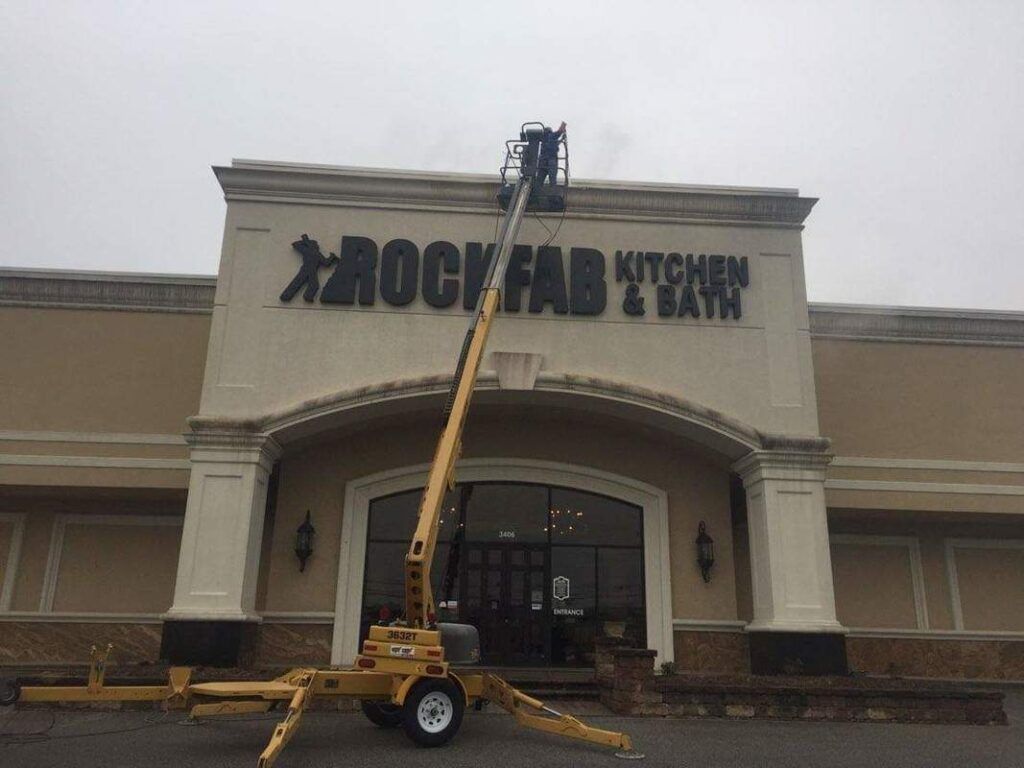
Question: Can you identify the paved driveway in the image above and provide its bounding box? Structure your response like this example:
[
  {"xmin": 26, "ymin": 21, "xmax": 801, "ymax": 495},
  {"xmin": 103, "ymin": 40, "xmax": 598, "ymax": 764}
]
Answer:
[{"xmin": 2, "ymin": 691, "xmax": 1021, "ymax": 768}]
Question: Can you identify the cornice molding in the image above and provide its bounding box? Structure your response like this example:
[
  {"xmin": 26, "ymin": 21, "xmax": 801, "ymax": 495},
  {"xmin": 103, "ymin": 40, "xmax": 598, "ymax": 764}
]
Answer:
[
  {"xmin": 185, "ymin": 431, "xmax": 283, "ymax": 467},
  {"xmin": 0, "ymin": 268, "xmax": 215, "ymax": 314},
  {"xmin": 732, "ymin": 448, "xmax": 834, "ymax": 483},
  {"xmin": 808, "ymin": 303, "xmax": 1024, "ymax": 347},
  {"xmin": 213, "ymin": 161, "xmax": 818, "ymax": 226}
]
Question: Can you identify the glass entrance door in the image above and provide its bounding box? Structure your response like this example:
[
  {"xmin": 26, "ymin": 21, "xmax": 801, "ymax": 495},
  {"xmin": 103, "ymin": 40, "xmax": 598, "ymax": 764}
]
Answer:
[
  {"xmin": 461, "ymin": 543, "xmax": 549, "ymax": 665},
  {"xmin": 360, "ymin": 481, "xmax": 645, "ymax": 667}
]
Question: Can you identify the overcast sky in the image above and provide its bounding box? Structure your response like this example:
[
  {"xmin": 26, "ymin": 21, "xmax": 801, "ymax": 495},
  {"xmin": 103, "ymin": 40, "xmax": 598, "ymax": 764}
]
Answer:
[{"xmin": 2, "ymin": 1, "xmax": 1022, "ymax": 310}]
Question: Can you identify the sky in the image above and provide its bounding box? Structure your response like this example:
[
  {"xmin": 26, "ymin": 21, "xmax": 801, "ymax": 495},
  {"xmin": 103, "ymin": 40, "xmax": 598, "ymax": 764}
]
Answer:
[{"xmin": 2, "ymin": 0, "xmax": 1022, "ymax": 311}]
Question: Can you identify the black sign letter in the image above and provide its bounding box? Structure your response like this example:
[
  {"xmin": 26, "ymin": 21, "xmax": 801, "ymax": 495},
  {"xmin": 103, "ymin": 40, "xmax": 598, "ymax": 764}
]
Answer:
[
  {"xmin": 321, "ymin": 236, "xmax": 378, "ymax": 305},
  {"xmin": 727, "ymin": 256, "xmax": 749, "ymax": 287},
  {"xmin": 615, "ymin": 250, "xmax": 636, "ymax": 283},
  {"xmin": 464, "ymin": 242, "xmax": 495, "ymax": 310},
  {"xmin": 569, "ymin": 248, "xmax": 607, "ymax": 315},
  {"xmin": 379, "ymin": 239, "xmax": 419, "ymax": 306},
  {"xmin": 423, "ymin": 241, "xmax": 460, "ymax": 308},
  {"xmin": 529, "ymin": 246, "xmax": 569, "ymax": 314},
  {"xmin": 657, "ymin": 285, "xmax": 677, "ymax": 317},
  {"xmin": 503, "ymin": 245, "xmax": 533, "ymax": 312}
]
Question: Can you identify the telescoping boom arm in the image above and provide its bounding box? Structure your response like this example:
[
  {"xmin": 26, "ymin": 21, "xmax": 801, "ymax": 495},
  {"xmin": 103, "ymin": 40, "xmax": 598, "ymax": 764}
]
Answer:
[{"xmin": 403, "ymin": 168, "xmax": 537, "ymax": 628}]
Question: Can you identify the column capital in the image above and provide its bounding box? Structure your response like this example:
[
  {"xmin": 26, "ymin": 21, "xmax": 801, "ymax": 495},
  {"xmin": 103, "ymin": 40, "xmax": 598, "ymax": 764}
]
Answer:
[
  {"xmin": 732, "ymin": 444, "xmax": 833, "ymax": 485},
  {"xmin": 185, "ymin": 429, "xmax": 282, "ymax": 470}
]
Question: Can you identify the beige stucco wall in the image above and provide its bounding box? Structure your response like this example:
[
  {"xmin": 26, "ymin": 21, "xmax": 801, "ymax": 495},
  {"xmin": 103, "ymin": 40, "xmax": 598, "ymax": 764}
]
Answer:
[
  {"xmin": 812, "ymin": 338, "xmax": 1024, "ymax": 462},
  {"xmin": 952, "ymin": 546, "xmax": 1024, "ymax": 631},
  {"xmin": 51, "ymin": 521, "xmax": 181, "ymax": 613},
  {"xmin": 258, "ymin": 406, "xmax": 736, "ymax": 623},
  {"xmin": 830, "ymin": 542, "xmax": 918, "ymax": 628},
  {"xmin": 200, "ymin": 167, "xmax": 822, "ymax": 446},
  {"xmin": 829, "ymin": 511, "xmax": 1024, "ymax": 632},
  {"xmin": 0, "ymin": 305, "xmax": 209, "ymax": 489},
  {"xmin": 0, "ymin": 307, "xmax": 210, "ymax": 435},
  {"xmin": 0, "ymin": 492, "xmax": 186, "ymax": 612}
]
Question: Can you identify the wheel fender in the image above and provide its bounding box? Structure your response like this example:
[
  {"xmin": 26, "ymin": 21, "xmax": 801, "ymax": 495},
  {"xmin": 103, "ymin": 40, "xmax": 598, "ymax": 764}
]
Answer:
[
  {"xmin": 393, "ymin": 673, "xmax": 468, "ymax": 707},
  {"xmin": 393, "ymin": 674, "xmax": 422, "ymax": 706},
  {"xmin": 447, "ymin": 673, "xmax": 469, "ymax": 707}
]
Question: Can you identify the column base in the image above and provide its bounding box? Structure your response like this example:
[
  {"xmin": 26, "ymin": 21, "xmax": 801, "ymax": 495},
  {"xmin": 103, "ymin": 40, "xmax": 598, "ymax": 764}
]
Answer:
[
  {"xmin": 748, "ymin": 631, "xmax": 848, "ymax": 676},
  {"xmin": 160, "ymin": 620, "xmax": 258, "ymax": 667}
]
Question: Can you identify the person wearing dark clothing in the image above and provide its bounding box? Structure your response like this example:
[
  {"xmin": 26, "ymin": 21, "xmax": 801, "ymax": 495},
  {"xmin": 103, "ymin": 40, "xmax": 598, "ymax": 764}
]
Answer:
[{"xmin": 538, "ymin": 121, "xmax": 566, "ymax": 186}]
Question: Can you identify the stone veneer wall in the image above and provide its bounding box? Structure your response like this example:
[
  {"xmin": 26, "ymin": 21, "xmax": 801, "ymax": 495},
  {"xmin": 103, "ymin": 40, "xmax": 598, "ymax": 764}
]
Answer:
[
  {"xmin": 0, "ymin": 622, "xmax": 162, "ymax": 665},
  {"xmin": 848, "ymin": 637, "xmax": 1024, "ymax": 681},
  {"xmin": 673, "ymin": 631, "xmax": 749, "ymax": 674},
  {"xmin": 598, "ymin": 642, "xmax": 1006, "ymax": 724},
  {"xmin": 2, "ymin": 624, "xmax": 1022, "ymax": 682},
  {"xmin": 251, "ymin": 624, "xmax": 332, "ymax": 667}
]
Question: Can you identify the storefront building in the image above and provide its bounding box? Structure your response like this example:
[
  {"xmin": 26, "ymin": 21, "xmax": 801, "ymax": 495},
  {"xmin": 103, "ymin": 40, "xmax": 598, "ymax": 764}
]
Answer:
[{"xmin": 1, "ymin": 161, "xmax": 1022, "ymax": 679}]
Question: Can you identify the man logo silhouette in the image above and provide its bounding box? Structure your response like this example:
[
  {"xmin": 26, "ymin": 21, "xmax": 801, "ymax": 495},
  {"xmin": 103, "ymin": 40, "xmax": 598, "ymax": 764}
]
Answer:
[{"xmin": 280, "ymin": 234, "xmax": 339, "ymax": 302}]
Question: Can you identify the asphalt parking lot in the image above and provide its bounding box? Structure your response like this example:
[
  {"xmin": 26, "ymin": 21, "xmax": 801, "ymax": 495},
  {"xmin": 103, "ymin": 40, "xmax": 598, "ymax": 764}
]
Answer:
[{"xmin": 2, "ymin": 690, "xmax": 1022, "ymax": 768}]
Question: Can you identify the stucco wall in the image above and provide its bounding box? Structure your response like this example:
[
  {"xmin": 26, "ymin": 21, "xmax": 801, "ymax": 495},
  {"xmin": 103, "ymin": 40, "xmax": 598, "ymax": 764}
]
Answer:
[
  {"xmin": 258, "ymin": 406, "xmax": 736, "ymax": 623},
  {"xmin": 0, "ymin": 492, "xmax": 186, "ymax": 612},
  {"xmin": 812, "ymin": 338, "xmax": 1024, "ymax": 462},
  {"xmin": 952, "ymin": 546, "xmax": 1024, "ymax": 632},
  {"xmin": 199, "ymin": 166, "xmax": 822, "ymax": 443},
  {"xmin": 830, "ymin": 542, "xmax": 919, "ymax": 628},
  {"xmin": 829, "ymin": 511, "xmax": 1024, "ymax": 632},
  {"xmin": 0, "ymin": 307, "xmax": 210, "ymax": 435},
  {"xmin": 51, "ymin": 521, "xmax": 181, "ymax": 613}
]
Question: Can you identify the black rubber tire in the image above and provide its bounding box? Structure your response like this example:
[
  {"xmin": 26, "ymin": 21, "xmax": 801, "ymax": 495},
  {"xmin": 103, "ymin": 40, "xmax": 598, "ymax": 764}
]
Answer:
[
  {"xmin": 360, "ymin": 699, "xmax": 404, "ymax": 728},
  {"xmin": 0, "ymin": 679, "xmax": 20, "ymax": 707},
  {"xmin": 401, "ymin": 678, "xmax": 465, "ymax": 748}
]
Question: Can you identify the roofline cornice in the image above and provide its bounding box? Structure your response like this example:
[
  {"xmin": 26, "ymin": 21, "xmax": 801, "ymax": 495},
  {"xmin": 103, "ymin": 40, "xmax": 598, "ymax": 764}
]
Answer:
[
  {"xmin": 213, "ymin": 161, "xmax": 818, "ymax": 227},
  {"xmin": 0, "ymin": 268, "xmax": 215, "ymax": 314},
  {"xmin": 807, "ymin": 303, "xmax": 1024, "ymax": 347},
  {"xmin": 2, "ymin": 271, "xmax": 1021, "ymax": 348}
]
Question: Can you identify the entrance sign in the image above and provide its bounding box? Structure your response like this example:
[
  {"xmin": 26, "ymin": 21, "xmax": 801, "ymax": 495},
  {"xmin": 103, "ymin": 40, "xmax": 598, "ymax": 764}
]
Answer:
[
  {"xmin": 281, "ymin": 234, "xmax": 750, "ymax": 320},
  {"xmin": 553, "ymin": 575, "xmax": 571, "ymax": 601}
]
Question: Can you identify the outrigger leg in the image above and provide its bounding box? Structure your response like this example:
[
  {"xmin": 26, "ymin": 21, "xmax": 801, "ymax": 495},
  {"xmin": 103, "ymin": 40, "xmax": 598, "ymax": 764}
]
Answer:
[
  {"xmin": 257, "ymin": 669, "xmax": 315, "ymax": 768},
  {"xmin": 481, "ymin": 674, "xmax": 644, "ymax": 759}
]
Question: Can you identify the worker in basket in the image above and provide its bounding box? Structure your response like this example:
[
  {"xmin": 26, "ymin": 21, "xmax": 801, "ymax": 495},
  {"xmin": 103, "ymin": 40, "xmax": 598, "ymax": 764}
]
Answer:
[{"xmin": 538, "ymin": 121, "xmax": 566, "ymax": 186}]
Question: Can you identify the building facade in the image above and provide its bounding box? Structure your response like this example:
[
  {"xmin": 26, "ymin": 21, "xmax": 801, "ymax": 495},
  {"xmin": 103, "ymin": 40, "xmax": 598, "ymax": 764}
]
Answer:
[{"xmin": 1, "ymin": 161, "xmax": 1021, "ymax": 679}]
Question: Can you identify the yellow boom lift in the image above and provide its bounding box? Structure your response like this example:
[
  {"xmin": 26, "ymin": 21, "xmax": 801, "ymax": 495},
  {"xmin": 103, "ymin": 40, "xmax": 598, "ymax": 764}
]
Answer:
[{"xmin": 0, "ymin": 123, "xmax": 643, "ymax": 764}]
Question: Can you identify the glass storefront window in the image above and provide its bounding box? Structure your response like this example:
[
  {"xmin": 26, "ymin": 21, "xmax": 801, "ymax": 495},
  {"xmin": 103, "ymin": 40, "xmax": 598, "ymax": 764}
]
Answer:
[
  {"xmin": 464, "ymin": 483, "xmax": 548, "ymax": 543},
  {"xmin": 549, "ymin": 487, "xmax": 643, "ymax": 546},
  {"xmin": 361, "ymin": 482, "xmax": 644, "ymax": 666}
]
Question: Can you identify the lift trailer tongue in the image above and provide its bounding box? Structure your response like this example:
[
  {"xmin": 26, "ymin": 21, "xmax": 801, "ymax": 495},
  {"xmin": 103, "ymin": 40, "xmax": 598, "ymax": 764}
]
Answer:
[{"xmin": 1, "ymin": 123, "xmax": 642, "ymax": 764}]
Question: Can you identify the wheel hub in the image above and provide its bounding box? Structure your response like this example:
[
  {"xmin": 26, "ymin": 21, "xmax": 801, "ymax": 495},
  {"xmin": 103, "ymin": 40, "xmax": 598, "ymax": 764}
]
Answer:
[{"xmin": 417, "ymin": 692, "xmax": 453, "ymax": 733}]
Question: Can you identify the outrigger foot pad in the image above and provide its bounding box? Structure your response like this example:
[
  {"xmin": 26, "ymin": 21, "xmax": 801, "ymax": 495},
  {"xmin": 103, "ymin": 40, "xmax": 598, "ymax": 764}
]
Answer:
[{"xmin": 615, "ymin": 750, "xmax": 646, "ymax": 759}]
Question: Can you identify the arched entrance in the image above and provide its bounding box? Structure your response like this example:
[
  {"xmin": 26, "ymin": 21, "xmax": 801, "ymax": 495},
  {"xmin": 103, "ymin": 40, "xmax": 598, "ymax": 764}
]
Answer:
[
  {"xmin": 362, "ymin": 481, "xmax": 645, "ymax": 666},
  {"xmin": 331, "ymin": 459, "xmax": 672, "ymax": 666}
]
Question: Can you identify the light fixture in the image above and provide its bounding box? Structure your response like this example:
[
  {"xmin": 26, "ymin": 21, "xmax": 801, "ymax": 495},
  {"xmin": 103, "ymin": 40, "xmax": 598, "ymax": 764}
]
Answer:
[
  {"xmin": 295, "ymin": 510, "xmax": 316, "ymax": 572},
  {"xmin": 695, "ymin": 520, "xmax": 715, "ymax": 583}
]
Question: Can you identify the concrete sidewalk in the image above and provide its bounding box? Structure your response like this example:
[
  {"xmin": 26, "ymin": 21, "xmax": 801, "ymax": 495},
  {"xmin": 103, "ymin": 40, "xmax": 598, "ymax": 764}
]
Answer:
[{"xmin": 1, "ymin": 690, "xmax": 1020, "ymax": 768}]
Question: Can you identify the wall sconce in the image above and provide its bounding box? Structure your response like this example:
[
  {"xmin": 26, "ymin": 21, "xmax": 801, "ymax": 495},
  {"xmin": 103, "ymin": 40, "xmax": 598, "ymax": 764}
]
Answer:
[
  {"xmin": 695, "ymin": 520, "xmax": 715, "ymax": 583},
  {"xmin": 295, "ymin": 510, "xmax": 315, "ymax": 572}
]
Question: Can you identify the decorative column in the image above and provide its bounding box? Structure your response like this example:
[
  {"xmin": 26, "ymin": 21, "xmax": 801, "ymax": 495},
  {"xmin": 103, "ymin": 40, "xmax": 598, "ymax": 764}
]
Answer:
[
  {"xmin": 733, "ymin": 442, "xmax": 847, "ymax": 675},
  {"xmin": 161, "ymin": 430, "xmax": 281, "ymax": 666}
]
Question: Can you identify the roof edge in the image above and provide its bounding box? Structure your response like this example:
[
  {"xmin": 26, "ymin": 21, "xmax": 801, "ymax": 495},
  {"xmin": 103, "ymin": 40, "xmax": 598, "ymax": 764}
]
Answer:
[{"xmin": 214, "ymin": 160, "xmax": 816, "ymax": 226}]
